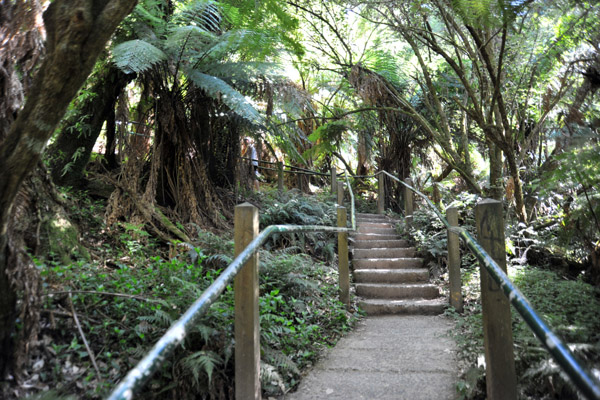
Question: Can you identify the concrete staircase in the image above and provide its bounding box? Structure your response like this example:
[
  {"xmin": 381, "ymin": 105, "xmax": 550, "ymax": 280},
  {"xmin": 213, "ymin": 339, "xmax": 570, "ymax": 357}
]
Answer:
[{"xmin": 352, "ymin": 213, "xmax": 445, "ymax": 315}]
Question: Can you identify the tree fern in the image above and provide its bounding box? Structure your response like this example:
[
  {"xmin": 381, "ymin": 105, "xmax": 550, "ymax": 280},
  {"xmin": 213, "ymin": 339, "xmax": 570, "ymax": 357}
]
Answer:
[
  {"xmin": 186, "ymin": 69, "xmax": 263, "ymax": 124},
  {"xmin": 112, "ymin": 39, "xmax": 167, "ymax": 74}
]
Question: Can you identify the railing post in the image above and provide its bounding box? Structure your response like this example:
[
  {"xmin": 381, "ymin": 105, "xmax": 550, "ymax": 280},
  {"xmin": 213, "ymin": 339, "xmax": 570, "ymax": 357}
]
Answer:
[
  {"xmin": 277, "ymin": 161, "xmax": 284, "ymax": 195},
  {"xmin": 475, "ymin": 199, "xmax": 517, "ymax": 400},
  {"xmin": 337, "ymin": 181, "xmax": 344, "ymax": 206},
  {"xmin": 446, "ymin": 207, "xmax": 463, "ymax": 313},
  {"xmin": 337, "ymin": 206, "xmax": 350, "ymax": 308},
  {"xmin": 377, "ymin": 173, "xmax": 384, "ymax": 214},
  {"xmin": 297, "ymin": 173, "xmax": 303, "ymax": 193},
  {"xmin": 404, "ymin": 178, "xmax": 413, "ymax": 226},
  {"xmin": 331, "ymin": 166, "xmax": 337, "ymax": 195},
  {"xmin": 234, "ymin": 203, "xmax": 261, "ymax": 400}
]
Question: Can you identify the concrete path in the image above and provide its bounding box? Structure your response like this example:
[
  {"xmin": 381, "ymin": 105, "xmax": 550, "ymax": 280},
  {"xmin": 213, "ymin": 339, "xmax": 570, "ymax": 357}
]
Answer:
[{"xmin": 282, "ymin": 315, "xmax": 459, "ymax": 400}]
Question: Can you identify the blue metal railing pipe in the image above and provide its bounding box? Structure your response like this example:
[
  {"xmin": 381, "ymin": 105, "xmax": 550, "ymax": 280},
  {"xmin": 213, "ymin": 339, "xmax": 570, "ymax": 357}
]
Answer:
[
  {"xmin": 107, "ymin": 179, "xmax": 356, "ymax": 400},
  {"xmin": 106, "ymin": 225, "xmax": 352, "ymax": 400},
  {"xmin": 378, "ymin": 170, "xmax": 600, "ymax": 400}
]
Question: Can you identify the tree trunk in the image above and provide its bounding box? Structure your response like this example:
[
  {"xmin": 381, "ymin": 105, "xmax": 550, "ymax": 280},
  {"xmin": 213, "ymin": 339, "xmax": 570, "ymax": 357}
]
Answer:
[
  {"xmin": 505, "ymin": 150, "xmax": 527, "ymax": 222},
  {"xmin": 47, "ymin": 63, "xmax": 133, "ymax": 187},
  {"xmin": 488, "ymin": 140, "xmax": 503, "ymax": 200},
  {"xmin": 0, "ymin": 0, "xmax": 136, "ymax": 377}
]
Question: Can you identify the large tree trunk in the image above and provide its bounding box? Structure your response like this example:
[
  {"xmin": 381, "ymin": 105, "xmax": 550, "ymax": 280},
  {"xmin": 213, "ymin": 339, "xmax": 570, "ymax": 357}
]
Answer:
[
  {"xmin": 47, "ymin": 63, "xmax": 133, "ymax": 187},
  {"xmin": 0, "ymin": 0, "xmax": 136, "ymax": 377}
]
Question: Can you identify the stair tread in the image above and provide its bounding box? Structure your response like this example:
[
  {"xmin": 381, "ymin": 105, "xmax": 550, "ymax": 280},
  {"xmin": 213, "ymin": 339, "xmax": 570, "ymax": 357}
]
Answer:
[{"xmin": 356, "ymin": 282, "xmax": 438, "ymax": 288}]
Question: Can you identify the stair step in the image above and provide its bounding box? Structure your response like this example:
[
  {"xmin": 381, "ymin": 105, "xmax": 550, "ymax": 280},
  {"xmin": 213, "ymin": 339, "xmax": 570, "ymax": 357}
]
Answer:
[
  {"xmin": 354, "ymin": 248, "xmax": 416, "ymax": 259},
  {"xmin": 356, "ymin": 213, "xmax": 388, "ymax": 220},
  {"xmin": 351, "ymin": 233, "xmax": 400, "ymax": 241},
  {"xmin": 358, "ymin": 298, "xmax": 446, "ymax": 315},
  {"xmin": 357, "ymin": 222, "xmax": 394, "ymax": 229},
  {"xmin": 352, "ymin": 239, "xmax": 410, "ymax": 249},
  {"xmin": 354, "ymin": 269, "xmax": 428, "ymax": 283},
  {"xmin": 357, "ymin": 227, "xmax": 397, "ymax": 235},
  {"xmin": 353, "ymin": 258, "xmax": 424, "ymax": 269},
  {"xmin": 356, "ymin": 283, "xmax": 439, "ymax": 299}
]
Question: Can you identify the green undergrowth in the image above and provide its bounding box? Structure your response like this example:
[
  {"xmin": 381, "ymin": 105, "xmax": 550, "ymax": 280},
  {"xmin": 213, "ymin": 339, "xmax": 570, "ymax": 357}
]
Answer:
[
  {"xmin": 29, "ymin": 188, "xmax": 359, "ymax": 399},
  {"xmin": 408, "ymin": 202, "xmax": 600, "ymax": 400}
]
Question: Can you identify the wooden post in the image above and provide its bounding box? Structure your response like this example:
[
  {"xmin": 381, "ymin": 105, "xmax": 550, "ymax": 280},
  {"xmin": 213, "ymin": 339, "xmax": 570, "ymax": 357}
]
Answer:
[
  {"xmin": 446, "ymin": 207, "xmax": 463, "ymax": 313},
  {"xmin": 404, "ymin": 178, "xmax": 413, "ymax": 226},
  {"xmin": 475, "ymin": 199, "xmax": 517, "ymax": 400},
  {"xmin": 277, "ymin": 161, "xmax": 284, "ymax": 195},
  {"xmin": 377, "ymin": 173, "xmax": 384, "ymax": 214},
  {"xmin": 337, "ymin": 206, "xmax": 350, "ymax": 308},
  {"xmin": 331, "ymin": 166, "xmax": 337, "ymax": 195},
  {"xmin": 234, "ymin": 203, "xmax": 261, "ymax": 400},
  {"xmin": 337, "ymin": 181, "xmax": 344, "ymax": 206}
]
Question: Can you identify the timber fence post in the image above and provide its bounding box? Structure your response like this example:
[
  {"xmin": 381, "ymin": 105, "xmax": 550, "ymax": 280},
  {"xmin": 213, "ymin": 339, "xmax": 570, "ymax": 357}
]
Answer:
[
  {"xmin": 446, "ymin": 207, "xmax": 463, "ymax": 312},
  {"xmin": 331, "ymin": 166, "xmax": 337, "ymax": 195},
  {"xmin": 337, "ymin": 206, "xmax": 350, "ymax": 308},
  {"xmin": 337, "ymin": 181, "xmax": 344, "ymax": 206},
  {"xmin": 475, "ymin": 199, "xmax": 517, "ymax": 400},
  {"xmin": 277, "ymin": 161, "xmax": 284, "ymax": 195},
  {"xmin": 234, "ymin": 203, "xmax": 261, "ymax": 400},
  {"xmin": 377, "ymin": 173, "xmax": 385, "ymax": 214},
  {"xmin": 404, "ymin": 178, "xmax": 413, "ymax": 226}
]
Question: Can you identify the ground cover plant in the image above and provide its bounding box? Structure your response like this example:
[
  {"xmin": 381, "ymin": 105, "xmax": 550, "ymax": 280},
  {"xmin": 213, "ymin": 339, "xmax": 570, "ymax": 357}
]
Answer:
[{"xmin": 15, "ymin": 187, "xmax": 358, "ymax": 399}]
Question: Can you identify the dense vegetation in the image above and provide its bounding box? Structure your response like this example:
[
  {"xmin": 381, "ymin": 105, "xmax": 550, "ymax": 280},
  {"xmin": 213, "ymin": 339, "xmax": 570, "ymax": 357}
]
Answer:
[{"xmin": 0, "ymin": 0, "xmax": 598, "ymax": 398}]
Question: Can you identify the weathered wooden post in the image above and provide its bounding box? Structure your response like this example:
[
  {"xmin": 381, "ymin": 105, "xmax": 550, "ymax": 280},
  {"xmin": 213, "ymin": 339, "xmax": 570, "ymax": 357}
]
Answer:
[
  {"xmin": 446, "ymin": 207, "xmax": 463, "ymax": 313},
  {"xmin": 404, "ymin": 178, "xmax": 413, "ymax": 226},
  {"xmin": 475, "ymin": 199, "xmax": 517, "ymax": 400},
  {"xmin": 337, "ymin": 181, "xmax": 344, "ymax": 206},
  {"xmin": 234, "ymin": 203, "xmax": 261, "ymax": 400},
  {"xmin": 377, "ymin": 173, "xmax": 385, "ymax": 214},
  {"xmin": 337, "ymin": 206, "xmax": 350, "ymax": 308},
  {"xmin": 331, "ymin": 166, "xmax": 337, "ymax": 195},
  {"xmin": 277, "ymin": 161, "xmax": 284, "ymax": 195}
]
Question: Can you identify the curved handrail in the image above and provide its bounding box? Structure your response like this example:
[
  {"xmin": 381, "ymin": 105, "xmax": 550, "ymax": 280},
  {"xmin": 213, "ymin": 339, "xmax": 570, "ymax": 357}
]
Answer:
[
  {"xmin": 107, "ymin": 178, "xmax": 356, "ymax": 399},
  {"xmin": 377, "ymin": 170, "xmax": 600, "ymax": 400}
]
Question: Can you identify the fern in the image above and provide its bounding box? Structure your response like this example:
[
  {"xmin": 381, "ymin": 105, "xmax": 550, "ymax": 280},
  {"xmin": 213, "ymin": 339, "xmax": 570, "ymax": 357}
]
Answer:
[
  {"xmin": 112, "ymin": 39, "xmax": 167, "ymax": 74},
  {"xmin": 186, "ymin": 69, "xmax": 263, "ymax": 124},
  {"xmin": 138, "ymin": 308, "xmax": 174, "ymax": 328},
  {"xmin": 180, "ymin": 350, "xmax": 222, "ymax": 385}
]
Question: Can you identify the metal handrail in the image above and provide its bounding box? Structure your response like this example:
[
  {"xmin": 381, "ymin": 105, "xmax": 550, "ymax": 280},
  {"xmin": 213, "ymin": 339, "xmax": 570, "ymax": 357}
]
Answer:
[
  {"xmin": 377, "ymin": 170, "xmax": 600, "ymax": 400},
  {"xmin": 107, "ymin": 183, "xmax": 356, "ymax": 400}
]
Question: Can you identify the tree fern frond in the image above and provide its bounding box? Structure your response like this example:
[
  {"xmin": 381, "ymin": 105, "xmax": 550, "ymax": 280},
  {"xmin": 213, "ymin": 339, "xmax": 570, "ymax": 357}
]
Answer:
[
  {"xmin": 173, "ymin": 0, "xmax": 221, "ymax": 32},
  {"xmin": 112, "ymin": 39, "xmax": 167, "ymax": 74},
  {"xmin": 164, "ymin": 25, "xmax": 217, "ymax": 55},
  {"xmin": 202, "ymin": 61, "xmax": 280, "ymax": 83},
  {"xmin": 186, "ymin": 69, "xmax": 263, "ymax": 124}
]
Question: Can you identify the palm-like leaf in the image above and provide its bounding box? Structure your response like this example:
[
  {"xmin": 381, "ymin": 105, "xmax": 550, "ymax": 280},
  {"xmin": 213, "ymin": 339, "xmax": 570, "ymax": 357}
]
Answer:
[
  {"xmin": 187, "ymin": 69, "xmax": 263, "ymax": 124},
  {"xmin": 112, "ymin": 39, "xmax": 167, "ymax": 74}
]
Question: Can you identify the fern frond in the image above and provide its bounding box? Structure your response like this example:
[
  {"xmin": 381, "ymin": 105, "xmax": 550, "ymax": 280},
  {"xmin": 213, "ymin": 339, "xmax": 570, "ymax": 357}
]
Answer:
[
  {"xmin": 138, "ymin": 309, "xmax": 173, "ymax": 328},
  {"xmin": 112, "ymin": 39, "xmax": 167, "ymax": 74},
  {"xmin": 262, "ymin": 346, "xmax": 300, "ymax": 375},
  {"xmin": 181, "ymin": 350, "xmax": 222, "ymax": 385},
  {"xmin": 186, "ymin": 69, "xmax": 263, "ymax": 124}
]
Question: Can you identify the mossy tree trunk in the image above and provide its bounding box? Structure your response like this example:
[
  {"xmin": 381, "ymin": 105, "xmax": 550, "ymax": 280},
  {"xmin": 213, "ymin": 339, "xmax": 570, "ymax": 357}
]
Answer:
[{"xmin": 0, "ymin": 0, "xmax": 136, "ymax": 377}]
